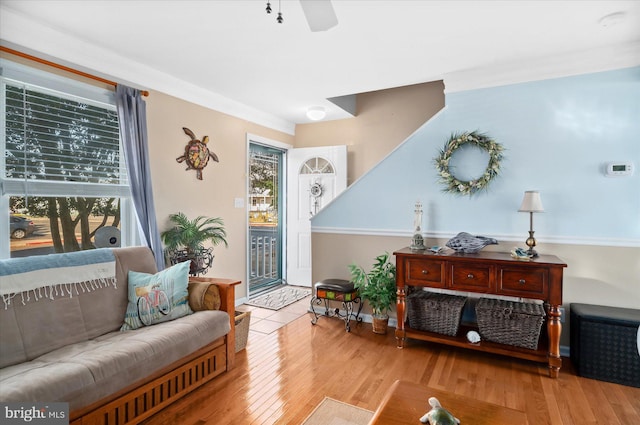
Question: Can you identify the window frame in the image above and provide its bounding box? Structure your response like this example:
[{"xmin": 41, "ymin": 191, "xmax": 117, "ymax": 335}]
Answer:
[{"xmin": 0, "ymin": 58, "xmax": 138, "ymax": 258}]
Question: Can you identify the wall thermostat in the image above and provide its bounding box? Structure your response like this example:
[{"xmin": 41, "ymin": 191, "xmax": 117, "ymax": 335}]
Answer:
[{"xmin": 606, "ymin": 161, "xmax": 634, "ymax": 177}]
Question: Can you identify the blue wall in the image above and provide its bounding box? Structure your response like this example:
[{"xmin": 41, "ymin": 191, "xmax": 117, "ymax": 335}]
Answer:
[{"xmin": 312, "ymin": 67, "xmax": 640, "ymax": 246}]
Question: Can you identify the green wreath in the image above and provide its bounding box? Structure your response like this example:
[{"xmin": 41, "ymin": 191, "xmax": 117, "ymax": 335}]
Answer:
[{"xmin": 434, "ymin": 131, "xmax": 504, "ymax": 196}]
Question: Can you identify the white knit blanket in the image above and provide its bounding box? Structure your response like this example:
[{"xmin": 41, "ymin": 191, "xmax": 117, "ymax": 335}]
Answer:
[{"xmin": 0, "ymin": 248, "xmax": 116, "ymax": 308}]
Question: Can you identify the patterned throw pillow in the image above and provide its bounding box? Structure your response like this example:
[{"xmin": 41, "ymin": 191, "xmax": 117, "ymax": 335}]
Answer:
[{"xmin": 121, "ymin": 261, "xmax": 193, "ymax": 331}]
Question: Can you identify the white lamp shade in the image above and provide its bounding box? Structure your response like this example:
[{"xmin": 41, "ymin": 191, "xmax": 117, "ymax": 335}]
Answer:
[
  {"xmin": 306, "ymin": 106, "xmax": 326, "ymax": 121},
  {"xmin": 518, "ymin": 190, "xmax": 544, "ymax": 212}
]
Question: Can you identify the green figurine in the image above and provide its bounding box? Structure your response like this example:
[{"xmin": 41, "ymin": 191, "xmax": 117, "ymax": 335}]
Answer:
[{"xmin": 419, "ymin": 397, "xmax": 460, "ymax": 425}]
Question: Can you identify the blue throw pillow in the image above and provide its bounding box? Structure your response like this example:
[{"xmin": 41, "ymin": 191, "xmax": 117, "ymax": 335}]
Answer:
[{"xmin": 121, "ymin": 261, "xmax": 193, "ymax": 330}]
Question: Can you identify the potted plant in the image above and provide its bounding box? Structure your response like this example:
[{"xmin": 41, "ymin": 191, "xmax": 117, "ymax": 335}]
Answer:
[
  {"xmin": 349, "ymin": 252, "xmax": 397, "ymax": 334},
  {"xmin": 161, "ymin": 212, "xmax": 228, "ymax": 275}
]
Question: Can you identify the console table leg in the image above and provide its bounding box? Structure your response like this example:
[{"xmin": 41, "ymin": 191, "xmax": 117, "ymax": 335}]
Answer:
[
  {"xmin": 396, "ymin": 285, "xmax": 406, "ymax": 348},
  {"xmin": 547, "ymin": 304, "xmax": 562, "ymax": 378}
]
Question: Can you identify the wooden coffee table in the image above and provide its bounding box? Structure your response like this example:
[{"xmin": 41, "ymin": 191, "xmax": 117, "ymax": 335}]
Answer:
[{"xmin": 369, "ymin": 380, "xmax": 528, "ymax": 424}]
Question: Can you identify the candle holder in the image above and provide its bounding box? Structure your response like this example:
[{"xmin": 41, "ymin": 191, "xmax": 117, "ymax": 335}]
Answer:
[{"xmin": 410, "ymin": 201, "xmax": 426, "ymax": 251}]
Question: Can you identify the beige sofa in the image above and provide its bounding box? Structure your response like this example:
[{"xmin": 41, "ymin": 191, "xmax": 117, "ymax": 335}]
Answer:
[{"xmin": 0, "ymin": 246, "xmax": 239, "ymax": 425}]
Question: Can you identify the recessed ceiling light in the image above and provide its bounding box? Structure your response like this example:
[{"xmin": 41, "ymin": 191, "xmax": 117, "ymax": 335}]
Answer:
[
  {"xmin": 598, "ymin": 11, "xmax": 626, "ymax": 28},
  {"xmin": 306, "ymin": 106, "xmax": 326, "ymax": 121}
]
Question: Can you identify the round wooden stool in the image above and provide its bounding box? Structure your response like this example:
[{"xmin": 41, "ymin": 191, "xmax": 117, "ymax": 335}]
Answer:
[{"xmin": 310, "ymin": 279, "xmax": 363, "ymax": 332}]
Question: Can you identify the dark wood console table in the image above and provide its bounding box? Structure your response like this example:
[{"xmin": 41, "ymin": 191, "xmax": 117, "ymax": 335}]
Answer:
[{"xmin": 393, "ymin": 247, "xmax": 567, "ymax": 377}]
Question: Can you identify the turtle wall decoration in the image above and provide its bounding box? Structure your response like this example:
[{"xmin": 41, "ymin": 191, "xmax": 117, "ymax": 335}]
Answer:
[{"xmin": 176, "ymin": 127, "xmax": 219, "ymax": 180}]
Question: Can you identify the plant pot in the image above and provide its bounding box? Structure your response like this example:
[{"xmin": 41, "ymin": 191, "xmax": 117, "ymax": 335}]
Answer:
[
  {"xmin": 372, "ymin": 314, "xmax": 389, "ymax": 334},
  {"xmin": 168, "ymin": 247, "xmax": 214, "ymax": 276}
]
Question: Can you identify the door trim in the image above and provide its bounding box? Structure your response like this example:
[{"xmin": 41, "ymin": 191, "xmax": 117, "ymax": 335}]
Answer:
[{"xmin": 245, "ymin": 134, "xmax": 292, "ymax": 297}]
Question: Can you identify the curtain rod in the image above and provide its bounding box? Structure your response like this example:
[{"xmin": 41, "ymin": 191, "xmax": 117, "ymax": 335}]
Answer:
[{"xmin": 0, "ymin": 46, "xmax": 149, "ymax": 97}]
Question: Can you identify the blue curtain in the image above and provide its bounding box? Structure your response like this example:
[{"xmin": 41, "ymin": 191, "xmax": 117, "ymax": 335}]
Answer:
[{"xmin": 115, "ymin": 85, "xmax": 165, "ymax": 270}]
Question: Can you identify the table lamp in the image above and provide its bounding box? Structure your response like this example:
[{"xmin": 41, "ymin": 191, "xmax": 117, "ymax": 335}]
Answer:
[{"xmin": 518, "ymin": 190, "xmax": 544, "ymax": 257}]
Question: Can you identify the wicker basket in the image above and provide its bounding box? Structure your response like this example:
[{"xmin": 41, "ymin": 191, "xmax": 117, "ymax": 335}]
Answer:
[
  {"xmin": 234, "ymin": 310, "xmax": 251, "ymax": 352},
  {"xmin": 407, "ymin": 291, "xmax": 467, "ymax": 336},
  {"xmin": 476, "ymin": 298, "xmax": 545, "ymax": 350}
]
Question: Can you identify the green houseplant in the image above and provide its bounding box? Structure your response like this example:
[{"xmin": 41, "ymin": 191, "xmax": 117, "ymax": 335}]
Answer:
[
  {"xmin": 349, "ymin": 252, "xmax": 397, "ymax": 334},
  {"xmin": 161, "ymin": 212, "xmax": 228, "ymax": 275}
]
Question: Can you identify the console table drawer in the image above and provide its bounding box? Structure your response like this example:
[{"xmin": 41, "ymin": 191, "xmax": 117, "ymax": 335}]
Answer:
[
  {"xmin": 405, "ymin": 258, "xmax": 445, "ymax": 287},
  {"xmin": 450, "ymin": 263, "xmax": 492, "ymax": 291},
  {"xmin": 498, "ymin": 267, "xmax": 548, "ymax": 298}
]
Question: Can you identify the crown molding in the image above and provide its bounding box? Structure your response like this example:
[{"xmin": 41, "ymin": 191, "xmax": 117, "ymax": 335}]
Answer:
[
  {"xmin": 0, "ymin": 7, "xmax": 295, "ymax": 135},
  {"xmin": 443, "ymin": 41, "xmax": 640, "ymax": 94}
]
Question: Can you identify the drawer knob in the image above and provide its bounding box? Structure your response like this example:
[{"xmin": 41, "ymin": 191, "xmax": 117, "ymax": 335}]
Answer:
[
  {"xmin": 467, "ymin": 273, "xmax": 474, "ymax": 279},
  {"xmin": 422, "ymin": 270, "xmax": 429, "ymax": 275},
  {"xmin": 518, "ymin": 279, "xmax": 526, "ymax": 285}
]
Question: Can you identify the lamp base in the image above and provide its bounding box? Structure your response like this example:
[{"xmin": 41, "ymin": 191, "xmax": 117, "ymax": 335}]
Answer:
[
  {"xmin": 411, "ymin": 234, "xmax": 425, "ymax": 251},
  {"xmin": 525, "ymin": 231, "xmax": 538, "ymax": 257}
]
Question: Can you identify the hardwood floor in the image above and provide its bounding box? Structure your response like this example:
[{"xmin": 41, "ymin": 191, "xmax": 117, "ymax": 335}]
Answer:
[{"xmin": 144, "ymin": 301, "xmax": 640, "ymax": 424}]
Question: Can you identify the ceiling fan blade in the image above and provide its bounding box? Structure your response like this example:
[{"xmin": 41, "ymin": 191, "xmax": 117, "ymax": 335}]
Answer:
[{"xmin": 299, "ymin": 0, "xmax": 338, "ymax": 32}]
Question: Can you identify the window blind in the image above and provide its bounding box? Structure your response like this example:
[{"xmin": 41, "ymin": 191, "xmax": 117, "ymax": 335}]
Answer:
[{"xmin": 4, "ymin": 82, "xmax": 127, "ymax": 185}]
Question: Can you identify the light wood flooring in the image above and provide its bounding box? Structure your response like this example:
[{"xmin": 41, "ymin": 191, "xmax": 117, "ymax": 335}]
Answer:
[{"xmin": 144, "ymin": 297, "xmax": 640, "ymax": 424}]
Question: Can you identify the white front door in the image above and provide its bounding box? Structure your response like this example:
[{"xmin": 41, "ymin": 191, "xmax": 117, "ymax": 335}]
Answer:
[{"xmin": 287, "ymin": 146, "xmax": 347, "ymax": 287}]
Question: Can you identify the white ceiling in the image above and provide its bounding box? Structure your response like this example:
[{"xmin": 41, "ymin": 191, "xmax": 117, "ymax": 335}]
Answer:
[{"xmin": 1, "ymin": 1, "xmax": 639, "ymax": 135}]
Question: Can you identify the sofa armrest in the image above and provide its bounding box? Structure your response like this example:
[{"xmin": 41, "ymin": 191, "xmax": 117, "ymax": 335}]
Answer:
[{"xmin": 188, "ymin": 277, "xmax": 241, "ymax": 368}]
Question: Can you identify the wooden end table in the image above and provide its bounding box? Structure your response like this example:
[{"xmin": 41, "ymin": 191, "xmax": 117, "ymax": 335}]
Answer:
[{"xmin": 369, "ymin": 380, "xmax": 528, "ymax": 424}]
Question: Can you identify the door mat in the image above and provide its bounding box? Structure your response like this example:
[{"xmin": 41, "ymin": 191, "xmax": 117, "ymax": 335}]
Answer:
[
  {"xmin": 302, "ymin": 397, "xmax": 374, "ymax": 425},
  {"xmin": 246, "ymin": 286, "xmax": 311, "ymax": 310}
]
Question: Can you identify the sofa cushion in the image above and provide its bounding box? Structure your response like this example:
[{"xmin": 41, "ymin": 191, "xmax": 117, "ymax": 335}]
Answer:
[
  {"xmin": 0, "ymin": 360, "xmax": 96, "ymax": 405},
  {"xmin": 0, "ymin": 246, "xmax": 157, "ymax": 369},
  {"xmin": 121, "ymin": 261, "xmax": 193, "ymax": 330},
  {"xmin": 0, "ymin": 310, "xmax": 230, "ymax": 411}
]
